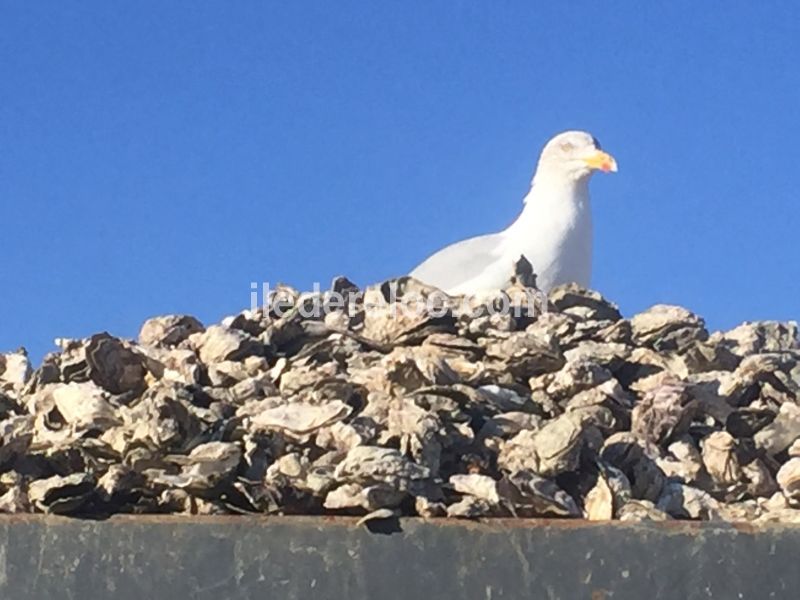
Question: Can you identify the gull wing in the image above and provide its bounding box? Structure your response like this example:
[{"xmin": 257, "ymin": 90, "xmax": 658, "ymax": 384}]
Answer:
[{"xmin": 409, "ymin": 233, "xmax": 505, "ymax": 292}]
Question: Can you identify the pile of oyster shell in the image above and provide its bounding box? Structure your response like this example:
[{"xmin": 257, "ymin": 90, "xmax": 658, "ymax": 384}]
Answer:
[{"xmin": 0, "ymin": 275, "xmax": 798, "ymax": 523}]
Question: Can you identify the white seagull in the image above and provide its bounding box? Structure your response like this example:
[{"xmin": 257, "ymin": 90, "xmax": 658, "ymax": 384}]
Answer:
[{"xmin": 410, "ymin": 130, "xmax": 617, "ymax": 294}]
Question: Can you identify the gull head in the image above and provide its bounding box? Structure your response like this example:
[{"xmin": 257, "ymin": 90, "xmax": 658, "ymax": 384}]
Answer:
[{"xmin": 535, "ymin": 130, "xmax": 618, "ymax": 182}]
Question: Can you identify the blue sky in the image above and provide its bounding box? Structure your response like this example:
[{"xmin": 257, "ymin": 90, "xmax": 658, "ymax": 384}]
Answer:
[{"xmin": 2, "ymin": 2, "xmax": 799, "ymax": 363}]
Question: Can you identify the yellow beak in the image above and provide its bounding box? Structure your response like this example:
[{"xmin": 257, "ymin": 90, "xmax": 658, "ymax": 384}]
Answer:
[{"xmin": 584, "ymin": 150, "xmax": 618, "ymax": 173}]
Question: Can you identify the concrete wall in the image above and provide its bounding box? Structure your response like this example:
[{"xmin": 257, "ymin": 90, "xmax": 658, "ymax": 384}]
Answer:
[{"xmin": 0, "ymin": 516, "xmax": 797, "ymax": 599}]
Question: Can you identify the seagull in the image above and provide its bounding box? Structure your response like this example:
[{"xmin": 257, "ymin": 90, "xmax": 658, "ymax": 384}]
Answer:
[{"xmin": 410, "ymin": 130, "xmax": 617, "ymax": 294}]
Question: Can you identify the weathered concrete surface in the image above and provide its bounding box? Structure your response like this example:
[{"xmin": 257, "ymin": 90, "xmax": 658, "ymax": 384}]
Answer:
[{"xmin": 0, "ymin": 516, "xmax": 797, "ymax": 599}]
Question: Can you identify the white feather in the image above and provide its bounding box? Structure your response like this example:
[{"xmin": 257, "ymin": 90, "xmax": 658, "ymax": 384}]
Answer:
[{"xmin": 410, "ymin": 130, "xmax": 613, "ymax": 294}]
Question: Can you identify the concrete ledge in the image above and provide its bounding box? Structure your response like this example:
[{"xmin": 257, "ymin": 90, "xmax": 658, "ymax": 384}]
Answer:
[{"xmin": 0, "ymin": 516, "xmax": 797, "ymax": 599}]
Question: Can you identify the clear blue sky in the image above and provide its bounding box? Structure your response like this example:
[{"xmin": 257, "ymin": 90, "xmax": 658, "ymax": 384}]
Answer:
[{"xmin": 2, "ymin": 2, "xmax": 799, "ymax": 363}]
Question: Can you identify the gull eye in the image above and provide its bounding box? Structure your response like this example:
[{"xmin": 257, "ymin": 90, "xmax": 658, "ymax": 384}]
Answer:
[{"xmin": 560, "ymin": 142, "xmax": 574, "ymax": 153}]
